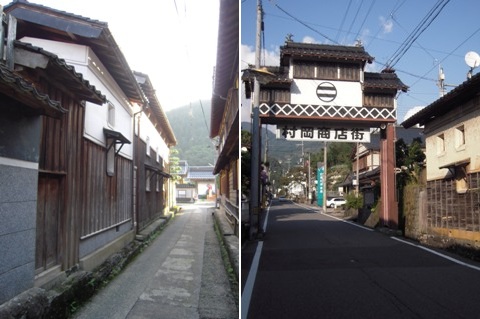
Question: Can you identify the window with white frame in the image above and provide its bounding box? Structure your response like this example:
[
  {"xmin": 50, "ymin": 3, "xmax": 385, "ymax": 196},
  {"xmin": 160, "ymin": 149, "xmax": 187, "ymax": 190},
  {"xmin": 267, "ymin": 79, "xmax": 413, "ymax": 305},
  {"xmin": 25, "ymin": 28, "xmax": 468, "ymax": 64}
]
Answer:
[
  {"xmin": 455, "ymin": 125, "xmax": 465, "ymax": 149},
  {"xmin": 146, "ymin": 136, "xmax": 151, "ymax": 157},
  {"xmin": 436, "ymin": 133, "xmax": 445, "ymax": 155},
  {"xmin": 146, "ymin": 169, "xmax": 151, "ymax": 192},
  {"xmin": 107, "ymin": 102, "xmax": 115, "ymax": 127},
  {"xmin": 156, "ymin": 147, "xmax": 160, "ymax": 163}
]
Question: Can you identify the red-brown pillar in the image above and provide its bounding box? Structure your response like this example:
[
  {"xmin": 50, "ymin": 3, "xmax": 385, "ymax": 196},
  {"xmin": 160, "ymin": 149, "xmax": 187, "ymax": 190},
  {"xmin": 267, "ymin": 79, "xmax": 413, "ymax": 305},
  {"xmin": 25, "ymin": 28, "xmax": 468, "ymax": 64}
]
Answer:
[{"xmin": 380, "ymin": 124, "xmax": 398, "ymax": 228}]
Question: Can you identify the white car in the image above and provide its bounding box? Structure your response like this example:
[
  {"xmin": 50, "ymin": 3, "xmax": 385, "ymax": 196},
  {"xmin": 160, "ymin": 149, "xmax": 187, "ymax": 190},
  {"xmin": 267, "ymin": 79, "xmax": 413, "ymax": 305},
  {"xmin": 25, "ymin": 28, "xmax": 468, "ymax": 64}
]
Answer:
[{"xmin": 326, "ymin": 197, "xmax": 346, "ymax": 208}]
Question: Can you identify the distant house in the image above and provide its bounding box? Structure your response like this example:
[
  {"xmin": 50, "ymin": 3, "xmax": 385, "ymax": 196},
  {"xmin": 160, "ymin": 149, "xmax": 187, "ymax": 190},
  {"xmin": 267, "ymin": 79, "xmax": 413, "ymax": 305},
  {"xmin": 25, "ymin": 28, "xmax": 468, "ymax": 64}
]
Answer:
[
  {"xmin": 210, "ymin": 0, "xmax": 239, "ymax": 232},
  {"xmin": 134, "ymin": 71, "xmax": 177, "ymax": 231},
  {"xmin": 343, "ymin": 126, "xmax": 424, "ymax": 207},
  {"xmin": 402, "ymin": 71, "xmax": 480, "ymax": 245},
  {"xmin": 175, "ymin": 162, "xmax": 215, "ymax": 202},
  {"xmin": 345, "ymin": 126, "xmax": 424, "ymax": 187},
  {"xmin": 187, "ymin": 166, "xmax": 216, "ymax": 200}
]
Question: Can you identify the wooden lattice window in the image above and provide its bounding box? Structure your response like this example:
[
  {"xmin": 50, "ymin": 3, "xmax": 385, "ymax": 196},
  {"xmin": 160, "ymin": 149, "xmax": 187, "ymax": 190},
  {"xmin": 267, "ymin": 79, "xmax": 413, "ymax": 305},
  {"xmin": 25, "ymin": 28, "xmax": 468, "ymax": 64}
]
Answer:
[
  {"xmin": 293, "ymin": 62, "xmax": 315, "ymax": 79},
  {"xmin": 363, "ymin": 93, "xmax": 394, "ymax": 107},
  {"xmin": 316, "ymin": 62, "xmax": 337, "ymax": 80},
  {"xmin": 339, "ymin": 63, "xmax": 360, "ymax": 81}
]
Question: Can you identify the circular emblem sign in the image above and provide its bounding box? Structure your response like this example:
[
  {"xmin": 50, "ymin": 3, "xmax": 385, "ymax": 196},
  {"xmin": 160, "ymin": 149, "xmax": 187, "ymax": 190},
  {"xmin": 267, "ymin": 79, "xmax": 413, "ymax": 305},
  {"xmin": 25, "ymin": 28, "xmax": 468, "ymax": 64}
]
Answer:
[{"xmin": 316, "ymin": 82, "xmax": 337, "ymax": 102}]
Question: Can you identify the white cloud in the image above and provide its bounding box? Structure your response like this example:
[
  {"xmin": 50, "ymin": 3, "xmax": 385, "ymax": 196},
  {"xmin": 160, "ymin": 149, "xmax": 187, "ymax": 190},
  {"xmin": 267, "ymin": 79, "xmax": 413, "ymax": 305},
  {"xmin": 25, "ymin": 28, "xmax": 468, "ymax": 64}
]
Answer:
[
  {"xmin": 380, "ymin": 16, "xmax": 393, "ymax": 34},
  {"xmin": 241, "ymin": 44, "xmax": 280, "ymax": 69},
  {"xmin": 302, "ymin": 36, "xmax": 319, "ymax": 44},
  {"xmin": 404, "ymin": 106, "xmax": 425, "ymax": 123}
]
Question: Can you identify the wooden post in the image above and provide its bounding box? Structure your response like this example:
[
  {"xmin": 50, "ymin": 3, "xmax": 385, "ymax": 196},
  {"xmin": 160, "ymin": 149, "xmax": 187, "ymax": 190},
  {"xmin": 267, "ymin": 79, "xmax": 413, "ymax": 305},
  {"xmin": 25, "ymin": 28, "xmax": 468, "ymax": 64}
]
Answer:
[
  {"xmin": 6, "ymin": 14, "xmax": 16, "ymax": 70},
  {"xmin": 380, "ymin": 124, "xmax": 398, "ymax": 228}
]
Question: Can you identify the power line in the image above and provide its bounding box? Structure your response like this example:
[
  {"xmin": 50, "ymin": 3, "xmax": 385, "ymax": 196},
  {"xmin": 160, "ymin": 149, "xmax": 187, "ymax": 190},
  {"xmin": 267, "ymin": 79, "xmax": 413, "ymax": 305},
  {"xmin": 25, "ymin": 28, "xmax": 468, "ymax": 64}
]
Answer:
[
  {"xmin": 353, "ymin": 0, "xmax": 376, "ymax": 43},
  {"xmin": 386, "ymin": 0, "xmax": 450, "ymax": 69},
  {"xmin": 345, "ymin": 0, "xmax": 363, "ymax": 43},
  {"xmin": 335, "ymin": 0, "xmax": 353, "ymax": 43},
  {"xmin": 268, "ymin": 0, "xmax": 339, "ymax": 44}
]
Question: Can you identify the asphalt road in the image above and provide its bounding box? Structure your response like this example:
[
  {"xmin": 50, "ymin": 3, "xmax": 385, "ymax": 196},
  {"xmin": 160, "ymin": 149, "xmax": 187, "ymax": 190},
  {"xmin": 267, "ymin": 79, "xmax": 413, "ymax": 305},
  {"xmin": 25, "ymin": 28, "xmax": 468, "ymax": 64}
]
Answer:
[{"xmin": 242, "ymin": 200, "xmax": 480, "ymax": 319}]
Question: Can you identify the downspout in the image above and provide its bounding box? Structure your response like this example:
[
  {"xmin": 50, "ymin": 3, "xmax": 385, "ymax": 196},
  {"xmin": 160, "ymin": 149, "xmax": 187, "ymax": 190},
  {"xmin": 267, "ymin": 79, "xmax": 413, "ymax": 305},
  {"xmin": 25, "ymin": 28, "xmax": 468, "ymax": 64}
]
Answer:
[{"xmin": 132, "ymin": 106, "xmax": 145, "ymax": 233}]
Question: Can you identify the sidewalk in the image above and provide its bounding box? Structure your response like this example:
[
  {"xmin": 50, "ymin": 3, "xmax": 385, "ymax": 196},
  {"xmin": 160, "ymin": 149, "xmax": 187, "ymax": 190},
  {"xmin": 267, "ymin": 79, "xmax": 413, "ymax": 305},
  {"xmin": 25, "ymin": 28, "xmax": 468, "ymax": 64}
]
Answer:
[{"xmin": 73, "ymin": 203, "xmax": 237, "ymax": 319}]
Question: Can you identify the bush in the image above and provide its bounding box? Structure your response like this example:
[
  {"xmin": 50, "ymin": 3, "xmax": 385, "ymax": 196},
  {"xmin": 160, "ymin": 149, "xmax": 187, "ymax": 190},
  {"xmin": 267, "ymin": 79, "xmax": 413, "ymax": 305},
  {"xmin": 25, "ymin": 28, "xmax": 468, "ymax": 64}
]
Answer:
[{"xmin": 345, "ymin": 193, "xmax": 363, "ymax": 209}]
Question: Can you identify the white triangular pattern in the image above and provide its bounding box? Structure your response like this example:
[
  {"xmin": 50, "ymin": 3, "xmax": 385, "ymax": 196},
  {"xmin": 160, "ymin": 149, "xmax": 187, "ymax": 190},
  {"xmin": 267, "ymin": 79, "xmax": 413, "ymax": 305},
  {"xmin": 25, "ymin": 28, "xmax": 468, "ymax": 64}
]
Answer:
[{"xmin": 259, "ymin": 103, "xmax": 396, "ymax": 120}]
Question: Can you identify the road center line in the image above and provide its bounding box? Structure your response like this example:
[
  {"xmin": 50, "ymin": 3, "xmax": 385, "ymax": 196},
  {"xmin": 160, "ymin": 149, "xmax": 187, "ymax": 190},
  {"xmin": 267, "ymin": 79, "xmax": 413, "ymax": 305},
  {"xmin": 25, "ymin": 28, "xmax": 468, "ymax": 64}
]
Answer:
[
  {"xmin": 241, "ymin": 241, "xmax": 264, "ymax": 319},
  {"xmin": 391, "ymin": 236, "xmax": 480, "ymax": 271}
]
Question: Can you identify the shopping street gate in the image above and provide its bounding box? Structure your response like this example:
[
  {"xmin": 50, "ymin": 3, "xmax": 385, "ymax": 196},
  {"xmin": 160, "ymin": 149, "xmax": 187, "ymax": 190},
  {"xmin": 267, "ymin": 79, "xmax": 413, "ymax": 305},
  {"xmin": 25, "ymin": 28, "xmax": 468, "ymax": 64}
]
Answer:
[{"xmin": 244, "ymin": 41, "xmax": 408, "ymax": 228}]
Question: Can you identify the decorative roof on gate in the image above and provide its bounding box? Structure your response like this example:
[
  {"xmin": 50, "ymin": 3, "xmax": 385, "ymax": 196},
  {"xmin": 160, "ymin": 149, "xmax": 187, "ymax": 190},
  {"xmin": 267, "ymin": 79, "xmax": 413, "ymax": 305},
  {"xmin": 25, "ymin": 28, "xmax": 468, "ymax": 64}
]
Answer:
[
  {"xmin": 364, "ymin": 72, "xmax": 408, "ymax": 92},
  {"xmin": 280, "ymin": 42, "xmax": 374, "ymax": 66},
  {"xmin": 241, "ymin": 65, "xmax": 292, "ymax": 99}
]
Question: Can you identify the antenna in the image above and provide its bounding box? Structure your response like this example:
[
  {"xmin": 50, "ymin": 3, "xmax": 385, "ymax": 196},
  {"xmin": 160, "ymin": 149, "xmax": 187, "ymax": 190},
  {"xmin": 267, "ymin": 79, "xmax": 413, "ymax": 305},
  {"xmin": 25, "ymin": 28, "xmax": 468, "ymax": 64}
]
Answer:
[
  {"xmin": 465, "ymin": 51, "xmax": 480, "ymax": 79},
  {"xmin": 437, "ymin": 65, "xmax": 456, "ymax": 97}
]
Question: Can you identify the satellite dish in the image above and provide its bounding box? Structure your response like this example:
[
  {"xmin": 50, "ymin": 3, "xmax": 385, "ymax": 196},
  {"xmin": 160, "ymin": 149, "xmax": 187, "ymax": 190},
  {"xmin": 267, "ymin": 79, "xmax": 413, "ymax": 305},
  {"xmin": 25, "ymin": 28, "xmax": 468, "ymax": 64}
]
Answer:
[{"xmin": 465, "ymin": 51, "xmax": 480, "ymax": 68}]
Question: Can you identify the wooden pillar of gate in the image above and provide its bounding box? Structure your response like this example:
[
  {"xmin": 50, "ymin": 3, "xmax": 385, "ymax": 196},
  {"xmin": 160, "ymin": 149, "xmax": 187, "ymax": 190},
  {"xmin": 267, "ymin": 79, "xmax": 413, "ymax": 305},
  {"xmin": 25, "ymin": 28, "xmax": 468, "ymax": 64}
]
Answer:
[{"xmin": 380, "ymin": 124, "xmax": 398, "ymax": 228}]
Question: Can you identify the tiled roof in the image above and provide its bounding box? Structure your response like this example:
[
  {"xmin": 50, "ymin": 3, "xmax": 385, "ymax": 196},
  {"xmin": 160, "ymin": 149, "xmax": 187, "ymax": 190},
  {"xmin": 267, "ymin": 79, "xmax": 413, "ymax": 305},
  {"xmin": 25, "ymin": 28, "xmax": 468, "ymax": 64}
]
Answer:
[
  {"xmin": 364, "ymin": 72, "xmax": 408, "ymax": 92},
  {"xmin": 210, "ymin": 0, "xmax": 239, "ymax": 138},
  {"xmin": 361, "ymin": 126, "xmax": 424, "ymax": 151},
  {"xmin": 187, "ymin": 166, "xmax": 215, "ymax": 180},
  {"xmin": 402, "ymin": 72, "xmax": 480, "ymax": 128},
  {"xmin": 178, "ymin": 160, "xmax": 188, "ymax": 175},
  {"xmin": 15, "ymin": 41, "xmax": 106, "ymax": 104},
  {"xmin": 0, "ymin": 62, "xmax": 66, "ymax": 117},
  {"xmin": 134, "ymin": 71, "xmax": 177, "ymax": 147},
  {"xmin": 280, "ymin": 42, "xmax": 374, "ymax": 65},
  {"xmin": 5, "ymin": 0, "xmax": 145, "ymax": 104},
  {"xmin": 242, "ymin": 65, "xmax": 291, "ymax": 99}
]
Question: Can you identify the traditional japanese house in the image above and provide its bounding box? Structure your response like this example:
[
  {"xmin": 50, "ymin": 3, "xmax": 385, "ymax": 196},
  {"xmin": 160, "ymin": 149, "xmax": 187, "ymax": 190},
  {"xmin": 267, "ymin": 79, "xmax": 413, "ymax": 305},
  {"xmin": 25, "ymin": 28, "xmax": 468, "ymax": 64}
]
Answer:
[
  {"xmin": 2, "ymin": 0, "xmax": 146, "ymax": 293},
  {"xmin": 402, "ymin": 72, "xmax": 480, "ymax": 247},
  {"xmin": 210, "ymin": 0, "xmax": 239, "ymax": 233},
  {"xmin": 0, "ymin": 18, "xmax": 107, "ymax": 305},
  {"xmin": 133, "ymin": 71, "xmax": 176, "ymax": 231}
]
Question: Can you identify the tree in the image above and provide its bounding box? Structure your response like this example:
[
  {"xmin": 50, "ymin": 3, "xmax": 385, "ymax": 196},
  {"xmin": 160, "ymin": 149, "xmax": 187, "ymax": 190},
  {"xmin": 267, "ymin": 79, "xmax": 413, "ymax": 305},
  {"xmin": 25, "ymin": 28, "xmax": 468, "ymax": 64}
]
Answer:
[
  {"xmin": 396, "ymin": 138, "xmax": 425, "ymax": 187},
  {"xmin": 169, "ymin": 148, "xmax": 181, "ymax": 182}
]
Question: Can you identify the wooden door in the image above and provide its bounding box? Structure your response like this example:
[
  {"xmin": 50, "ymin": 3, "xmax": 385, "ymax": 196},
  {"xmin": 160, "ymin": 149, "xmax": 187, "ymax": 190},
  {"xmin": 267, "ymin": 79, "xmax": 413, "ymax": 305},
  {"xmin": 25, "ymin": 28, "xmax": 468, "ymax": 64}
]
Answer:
[{"xmin": 36, "ymin": 173, "xmax": 63, "ymax": 273}]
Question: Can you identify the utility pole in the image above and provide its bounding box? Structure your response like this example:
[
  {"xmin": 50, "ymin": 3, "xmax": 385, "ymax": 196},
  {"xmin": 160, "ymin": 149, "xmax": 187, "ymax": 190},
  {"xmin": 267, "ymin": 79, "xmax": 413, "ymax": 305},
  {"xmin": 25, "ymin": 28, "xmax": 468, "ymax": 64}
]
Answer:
[
  {"xmin": 249, "ymin": 0, "xmax": 262, "ymax": 239},
  {"xmin": 323, "ymin": 142, "xmax": 327, "ymax": 212}
]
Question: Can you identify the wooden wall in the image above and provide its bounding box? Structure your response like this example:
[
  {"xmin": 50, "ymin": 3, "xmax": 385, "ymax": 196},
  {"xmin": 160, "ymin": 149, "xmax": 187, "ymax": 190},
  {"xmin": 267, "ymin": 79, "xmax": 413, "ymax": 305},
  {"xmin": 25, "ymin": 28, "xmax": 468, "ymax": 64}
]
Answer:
[
  {"xmin": 37, "ymin": 83, "xmax": 133, "ymax": 271},
  {"xmin": 426, "ymin": 172, "xmax": 480, "ymax": 231},
  {"xmin": 135, "ymin": 138, "xmax": 165, "ymax": 231}
]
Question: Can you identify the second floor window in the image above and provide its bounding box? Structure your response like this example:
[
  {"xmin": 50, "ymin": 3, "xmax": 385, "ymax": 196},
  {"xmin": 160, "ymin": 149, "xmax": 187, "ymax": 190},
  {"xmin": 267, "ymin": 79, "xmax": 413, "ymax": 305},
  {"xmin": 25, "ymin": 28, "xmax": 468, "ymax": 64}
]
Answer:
[{"xmin": 107, "ymin": 102, "xmax": 115, "ymax": 127}]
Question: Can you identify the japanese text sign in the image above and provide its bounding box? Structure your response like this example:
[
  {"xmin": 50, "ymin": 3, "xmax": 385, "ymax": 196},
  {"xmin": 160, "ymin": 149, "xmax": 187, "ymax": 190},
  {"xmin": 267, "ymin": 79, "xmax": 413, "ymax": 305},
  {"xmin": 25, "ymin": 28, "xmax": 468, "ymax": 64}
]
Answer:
[{"xmin": 277, "ymin": 125, "xmax": 371, "ymax": 143}]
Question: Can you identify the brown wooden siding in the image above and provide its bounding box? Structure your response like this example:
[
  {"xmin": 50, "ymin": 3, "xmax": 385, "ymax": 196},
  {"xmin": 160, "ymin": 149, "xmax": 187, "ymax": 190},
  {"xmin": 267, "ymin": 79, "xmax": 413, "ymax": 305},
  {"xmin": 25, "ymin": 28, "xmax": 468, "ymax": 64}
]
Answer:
[
  {"xmin": 36, "ymin": 81, "xmax": 133, "ymax": 270},
  {"xmin": 80, "ymin": 141, "xmax": 132, "ymax": 237},
  {"xmin": 135, "ymin": 138, "xmax": 165, "ymax": 230},
  {"xmin": 426, "ymin": 172, "xmax": 480, "ymax": 231}
]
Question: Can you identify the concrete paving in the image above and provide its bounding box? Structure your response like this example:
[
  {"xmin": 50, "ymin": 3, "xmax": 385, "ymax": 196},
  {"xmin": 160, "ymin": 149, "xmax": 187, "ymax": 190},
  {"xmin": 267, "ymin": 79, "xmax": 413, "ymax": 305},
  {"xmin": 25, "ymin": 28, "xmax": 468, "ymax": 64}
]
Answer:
[{"xmin": 73, "ymin": 203, "xmax": 238, "ymax": 319}]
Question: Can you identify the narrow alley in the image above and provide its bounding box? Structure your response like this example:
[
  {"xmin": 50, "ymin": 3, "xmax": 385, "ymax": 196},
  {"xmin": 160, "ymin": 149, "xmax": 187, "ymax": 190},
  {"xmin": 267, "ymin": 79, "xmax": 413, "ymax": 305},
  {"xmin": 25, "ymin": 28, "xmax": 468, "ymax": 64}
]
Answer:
[{"xmin": 73, "ymin": 203, "xmax": 238, "ymax": 319}]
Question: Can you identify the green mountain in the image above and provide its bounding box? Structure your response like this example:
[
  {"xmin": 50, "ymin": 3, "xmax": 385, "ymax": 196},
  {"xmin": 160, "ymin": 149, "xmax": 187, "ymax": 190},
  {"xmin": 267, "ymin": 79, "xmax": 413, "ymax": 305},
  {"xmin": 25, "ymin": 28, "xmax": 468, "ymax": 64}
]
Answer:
[{"xmin": 166, "ymin": 100, "xmax": 217, "ymax": 166}]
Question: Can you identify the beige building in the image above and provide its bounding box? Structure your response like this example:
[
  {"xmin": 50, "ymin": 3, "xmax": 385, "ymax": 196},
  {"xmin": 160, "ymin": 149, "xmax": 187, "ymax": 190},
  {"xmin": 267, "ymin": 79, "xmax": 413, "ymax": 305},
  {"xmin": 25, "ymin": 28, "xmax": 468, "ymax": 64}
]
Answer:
[{"xmin": 402, "ymin": 72, "xmax": 480, "ymax": 244}]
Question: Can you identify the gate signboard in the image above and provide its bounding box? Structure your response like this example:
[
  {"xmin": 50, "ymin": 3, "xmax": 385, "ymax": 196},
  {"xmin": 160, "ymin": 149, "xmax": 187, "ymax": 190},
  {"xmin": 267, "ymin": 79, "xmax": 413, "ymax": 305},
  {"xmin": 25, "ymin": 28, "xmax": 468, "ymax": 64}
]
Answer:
[
  {"xmin": 317, "ymin": 165, "xmax": 325, "ymax": 207},
  {"xmin": 277, "ymin": 125, "xmax": 371, "ymax": 143}
]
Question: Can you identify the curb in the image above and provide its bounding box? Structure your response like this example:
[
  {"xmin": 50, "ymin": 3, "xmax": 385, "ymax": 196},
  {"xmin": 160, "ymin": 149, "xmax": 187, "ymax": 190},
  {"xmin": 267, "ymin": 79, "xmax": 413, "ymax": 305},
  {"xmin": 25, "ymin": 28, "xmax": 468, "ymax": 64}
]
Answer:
[{"xmin": 213, "ymin": 209, "xmax": 239, "ymax": 282}]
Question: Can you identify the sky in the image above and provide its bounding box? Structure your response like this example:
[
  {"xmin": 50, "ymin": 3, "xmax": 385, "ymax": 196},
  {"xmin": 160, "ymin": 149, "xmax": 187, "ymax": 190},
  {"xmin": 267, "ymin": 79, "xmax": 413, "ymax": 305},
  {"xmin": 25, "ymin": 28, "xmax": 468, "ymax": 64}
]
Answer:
[
  {"xmin": 241, "ymin": 0, "xmax": 480, "ymax": 123},
  {"xmin": 1, "ymin": 0, "xmax": 220, "ymax": 111}
]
